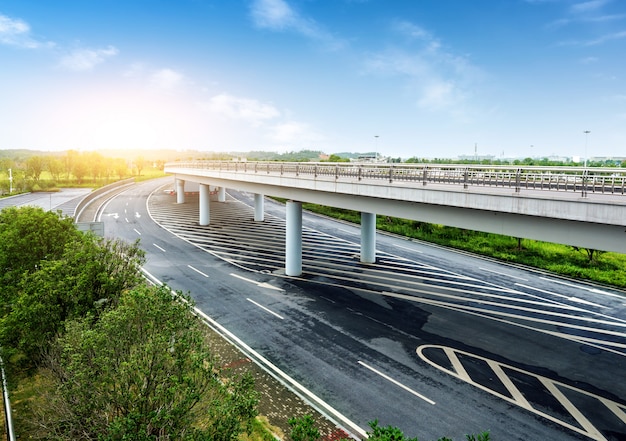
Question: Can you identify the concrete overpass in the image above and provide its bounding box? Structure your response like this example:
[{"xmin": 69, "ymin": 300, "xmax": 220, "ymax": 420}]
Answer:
[{"xmin": 164, "ymin": 161, "xmax": 626, "ymax": 276}]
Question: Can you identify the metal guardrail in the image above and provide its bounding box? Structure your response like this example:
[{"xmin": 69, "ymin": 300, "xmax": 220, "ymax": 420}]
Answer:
[
  {"xmin": 73, "ymin": 177, "xmax": 135, "ymax": 221},
  {"xmin": 166, "ymin": 162, "xmax": 626, "ymax": 197},
  {"xmin": 1, "ymin": 355, "xmax": 15, "ymax": 441}
]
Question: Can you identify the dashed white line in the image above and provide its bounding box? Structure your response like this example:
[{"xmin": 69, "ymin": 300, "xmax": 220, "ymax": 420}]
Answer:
[
  {"xmin": 246, "ymin": 298, "xmax": 284, "ymax": 320},
  {"xmin": 188, "ymin": 265, "xmax": 209, "ymax": 278},
  {"xmin": 540, "ymin": 277, "xmax": 623, "ymax": 298},
  {"xmin": 357, "ymin": 360, "xmax": 435, "ymax": 405},
  {"xmin": 153, "ymin": 243, "xmax": 166, "ymax": 252},
  {"xmin": 480, "ymin": 267, "xmax": 528, "ymax": 281},
  {"xmin": 395, "ymin": 244, "xmax": 423, "ymax": 253},
  {"xmin": 230, "ymin": 273, "xmax": 284, "ymax": 291},
  {"xmin": 133, "ymin": 228, "xmax": 141, "ymax": 236}
]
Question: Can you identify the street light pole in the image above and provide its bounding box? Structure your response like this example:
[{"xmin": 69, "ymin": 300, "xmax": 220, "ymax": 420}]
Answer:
[
  {"xmin": 374, "ymin": 135, "xmax": 379, "ymax": 161},
  {"xmin": 583, "ymin": 130, "xmax": 590, "ymax": 168},
  {"xmin": 8, "ymin": 168, "xmax": 12, "ymax": 194}
]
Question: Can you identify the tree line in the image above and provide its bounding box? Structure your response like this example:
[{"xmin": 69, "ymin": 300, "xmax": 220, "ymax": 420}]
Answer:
[{"xmin": 0, "ymin": 150, "xmax": 162, "ymax": 194}]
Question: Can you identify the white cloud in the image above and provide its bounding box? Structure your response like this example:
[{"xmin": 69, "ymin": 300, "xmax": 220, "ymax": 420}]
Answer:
[
  {"xmin": 571, "ymin": 0, "xmax": 610, "ymax": 14},
  {"xmin": 149, "ymin": 68, "xmax": 184, "ymax": 90},
  {"xmin": 417, "ymin": 80, "xmax": 458, "ymax": 110},
  {"xmin": 365, "ymin": 21, "xmax": 482, "ymax": 117},
  {"xmin": 250, "ymin": 0, "xmax": 295, "ymax": 29},
  {"xmin": 580, "ymin": 56, "xmax": 598, "ymax": 64},
  {"xmin": 585, "ymin": 30, "xmax": 626, "ymax": 45},
  {"xmin": 0, "ymin": 13, "xmax": 50, "ymax": 48},
  {"xmin": 269, "ymin": 121, "xmax": 321, "ymax": 144},
  {"xmin": 59, "ymin": 46, "xmax": 118, "ymax": 71},
  {"xmin": 249, "ymin": 0, "xmax": 345, "ymax": 50},
  {"xmin": 203, "ymin": 93, "xmax": 281, "ymax": 126}
]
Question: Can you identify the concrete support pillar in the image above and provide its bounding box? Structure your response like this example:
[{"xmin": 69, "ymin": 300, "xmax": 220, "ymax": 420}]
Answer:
[
  {"xmin": 361, "ymin": 212, "xmax": 376, "ymax": 263},
  {"xmin": 199, "ymin": 184, "xmax": 210, "ymax": 226},
  {"xmin": 218, "ymin": 186, "xmax": 226, "ymax": 202},
  {"xmin": 254, "ymin": 193, "xmax": 265, "ymax": 222},
  {"xmin": 285, "ymin": 200, "xmax": 302, "ymax": 276},
  {"xmin": 176, "ymin": 179, "xmax": 185, "ymax": 204}
]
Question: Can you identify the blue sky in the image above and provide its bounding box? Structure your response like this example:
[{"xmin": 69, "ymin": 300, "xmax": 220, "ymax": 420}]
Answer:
[{"xmin": 1, "ymin": 0, "xmax": 625, "ymax": 159}]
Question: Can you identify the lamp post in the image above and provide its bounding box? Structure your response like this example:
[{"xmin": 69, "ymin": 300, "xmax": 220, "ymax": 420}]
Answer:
[
  {"xmin": 374, "ymin": 135, "xmax": 379, "ymax": 160},
  {"xmin": 8, "ymin": 168, "xmax": 12, "ymax": 194},
  {"xmin": 583, "ymin": 130, "xmax": 590, "ymax": 168}
]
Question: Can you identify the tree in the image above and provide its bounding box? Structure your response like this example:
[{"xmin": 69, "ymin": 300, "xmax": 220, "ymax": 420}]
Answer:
[
  {"xmin": 135, "ymin": 155, "xmax": 145, "ymax": 176},
  {"xmin": 0, "ymin": 206, "xmax": 81, "ymax": 292},
  {"xmin": 47, "ymin": 157, "xmax": 64, "ymax": 182},
  {"xmin": 72, "ymin": 156, "xmax": 90, "ymax": 184},
  {"xmin": 63, "ymin": 150, "xmax": 79, "ymax": 180},
  {"xmin": 0, "ymin": 236, "xmax": 145, "ymax": 366},
  {"xmin": 114, "ymin": 158, "xmax": 129, "ymax": 180},
  {"xmin": 37, "ymin": 285, "xmax": 259, "ymax": 440},
  {"xmin": 288, "ymin": 414, "xmax": 320, "ymax": 441},
  {"xmin": 25, "ymin": 155, "xmax": 45, "ymax": 183}
]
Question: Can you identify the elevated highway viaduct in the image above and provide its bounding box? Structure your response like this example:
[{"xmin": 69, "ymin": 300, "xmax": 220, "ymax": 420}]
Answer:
[{"xmin": 164, "ymin": 162, "xmax": 626, "ymax": 276}]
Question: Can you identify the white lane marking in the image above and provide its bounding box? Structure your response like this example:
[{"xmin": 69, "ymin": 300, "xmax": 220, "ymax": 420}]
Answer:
[
  {"xmin": 153, "ymin": 243, "xmax": 166, "ymax": 252},
  {"xmin": 540, "ymin": 378, "xmax": 607, "ymax": 441},
  {"xmin": 231, "ymin": 273, "xmax": 284, "ymax": 291},
  {"xmin": 357, "ymin": 361, "xmax": 435, "ymax": 405},
  {"xmin": 193, "ymin": 301, "xmax": 366, "ymax": 438},
  {"xmin": 337, "ymin": 228, "xmax": 356, "ymax": 235},
  {"xmin": 444, "ymin": 347, "xmax": 471, "ymax": 382},
  {"xmin": 540, "ymin": 277, "xmax": 623, "ymax": 298},
  {"xmin": 569, "ymin": 297, "xmax": 607, "ymax": 308},
  {"xmin": 418, "ymin": 345, "xmax": 620, "ymax": 441},
  {"xmin": 187, "ymin": 265, "xmax": 209, "ymax": 278},
  {"xmin": 395, "ymin": 244, "xmax": 423, "ymax": 253},
  {"xmin": 125, "ymin": 218, "xmax": 129, "ymax": 223},
  {"xmin": 480, "ymin": 267, "xmax": 528, "ymax": 281},
  {"xmin": 517, "ymin": 284, "xmax": 611, "ymax": 311},
  {"xmin": 487, "ymin": 360, "xmax": 531, "ymax": 409},
  {"xmin": 246, "ymin": 298, "xmax": 284, "ymax": 320},
  {"xmin": 133, "ymin": 228, "xmax": 141, "ymax": 236}
]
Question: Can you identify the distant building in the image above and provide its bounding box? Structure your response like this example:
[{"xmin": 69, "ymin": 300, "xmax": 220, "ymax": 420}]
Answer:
[{"xmin": 354, "ymin": 153, "xmax": 387, "ymax": 163}]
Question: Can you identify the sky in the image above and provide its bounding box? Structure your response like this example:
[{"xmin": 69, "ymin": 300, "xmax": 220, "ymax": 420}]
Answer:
[{"xmin": 1, "ymin": 0, "xmax": 625, "ymax": 159}]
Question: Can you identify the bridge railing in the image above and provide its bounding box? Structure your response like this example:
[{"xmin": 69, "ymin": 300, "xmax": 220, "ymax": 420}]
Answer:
[{"xmin": 166, "ymin": 162, "xmax": 626, "ymax": 197}]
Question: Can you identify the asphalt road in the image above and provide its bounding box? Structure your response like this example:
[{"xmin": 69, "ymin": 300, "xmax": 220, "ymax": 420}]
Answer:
[{"xmin": 6, "ymin": 180, "xmax": 626, "ymax": 440}]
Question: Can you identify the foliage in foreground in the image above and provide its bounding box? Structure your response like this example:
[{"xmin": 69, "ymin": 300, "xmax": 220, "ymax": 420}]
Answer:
[
  {"xmin": 0, "ymin": 206, "xmax": 259, "ymax": 440},
  {"xmin": 288, "ymin": 416, "xmax": 490, "ymax": 441},
  {"xmin": 0, "ymin": 207, "xmax": 146, "ymax": 369},
  {"xmin": 32, "ymin": 285, "xmax": 258, "ymax": 441}
]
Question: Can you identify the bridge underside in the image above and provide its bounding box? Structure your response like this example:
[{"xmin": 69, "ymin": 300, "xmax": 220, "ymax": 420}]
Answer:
[{"xmin": 173, "ymin": 174, "xmax": 626, "ymax": 255}]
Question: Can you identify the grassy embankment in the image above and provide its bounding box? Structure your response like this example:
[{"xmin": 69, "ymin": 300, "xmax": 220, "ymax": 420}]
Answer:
[{"xmin": 297, "ymin": 202, "xmax": 626, "ymax": 289}]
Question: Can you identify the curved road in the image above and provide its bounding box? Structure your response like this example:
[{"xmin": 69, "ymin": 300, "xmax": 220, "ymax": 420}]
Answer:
[
  {"xmin": 100, "ymin": 178, "xmax": 626, "ymax": 441},
  {"xmin": 8, "ymin": 179, "xmax": 625, "ymax": 440}
]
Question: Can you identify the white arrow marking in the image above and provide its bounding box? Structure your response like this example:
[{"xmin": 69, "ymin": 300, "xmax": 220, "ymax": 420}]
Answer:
[{"xmin": 135, "ymin": 212, "xmax": 141, "ymax": 218}]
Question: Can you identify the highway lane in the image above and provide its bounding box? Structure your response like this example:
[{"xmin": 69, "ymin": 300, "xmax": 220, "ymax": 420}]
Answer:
[
  {"xmin": 0, "ymin": 188, "xmax": 91, "ymax": 216},
  {"xmin": 100, "ymin": 178, "xmax": 626, "ymax": 441}
]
